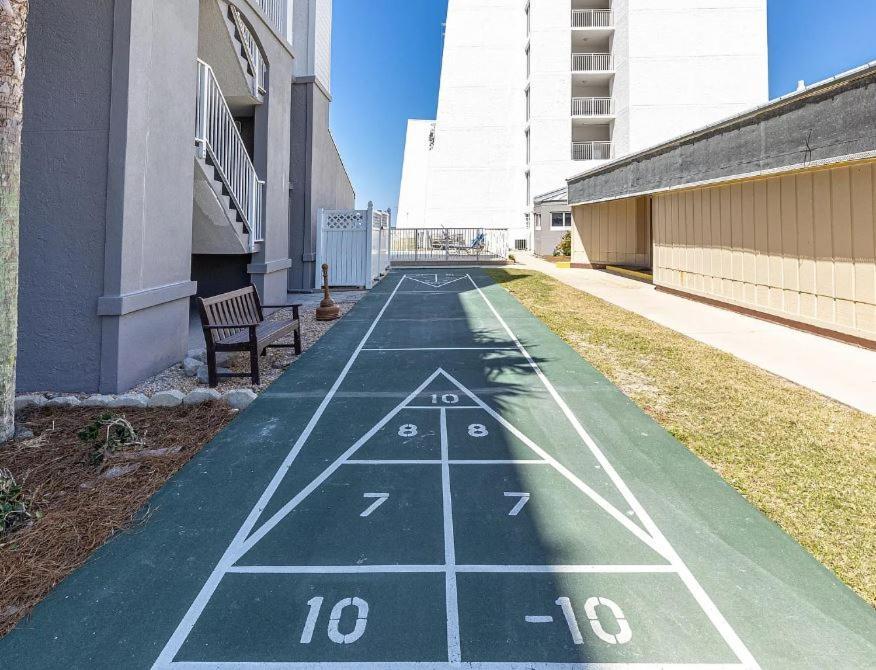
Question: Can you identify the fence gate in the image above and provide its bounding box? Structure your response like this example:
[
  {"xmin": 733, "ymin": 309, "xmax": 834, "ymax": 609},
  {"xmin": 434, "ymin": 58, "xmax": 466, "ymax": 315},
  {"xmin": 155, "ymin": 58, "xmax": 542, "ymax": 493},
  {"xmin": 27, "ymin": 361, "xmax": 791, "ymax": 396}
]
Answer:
[{"xmin": 315, "ymin": 203, "xmax": 391, "ymax": 289}]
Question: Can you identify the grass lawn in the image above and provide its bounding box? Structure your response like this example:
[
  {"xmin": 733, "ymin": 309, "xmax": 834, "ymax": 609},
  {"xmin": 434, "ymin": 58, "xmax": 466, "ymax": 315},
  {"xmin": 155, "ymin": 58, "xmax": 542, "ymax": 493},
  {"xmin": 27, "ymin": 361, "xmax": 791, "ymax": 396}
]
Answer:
[{"xmin": 487, "ymin": 268, "xmax": 876, "ymax": 606}]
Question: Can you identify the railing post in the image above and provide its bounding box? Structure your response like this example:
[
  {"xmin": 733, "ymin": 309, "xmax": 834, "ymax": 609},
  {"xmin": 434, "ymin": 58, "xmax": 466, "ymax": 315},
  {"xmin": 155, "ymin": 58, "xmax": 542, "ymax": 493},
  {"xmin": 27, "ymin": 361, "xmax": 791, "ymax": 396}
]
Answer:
[
  {"xmin": 196, "ymin": 62, "xmax": 209, "ymax": 159},
  {"xmin": 364, "ymin": 202, "xmax": 374, "ymax": 289}
]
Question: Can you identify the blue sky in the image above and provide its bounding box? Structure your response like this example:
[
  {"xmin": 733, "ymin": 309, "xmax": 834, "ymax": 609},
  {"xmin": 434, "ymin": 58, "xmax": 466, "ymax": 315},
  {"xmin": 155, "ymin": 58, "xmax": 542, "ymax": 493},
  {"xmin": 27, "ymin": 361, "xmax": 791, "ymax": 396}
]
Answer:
[{"xmin": 329, "ymin": 0, "xmax": 876, "ymax": 213}]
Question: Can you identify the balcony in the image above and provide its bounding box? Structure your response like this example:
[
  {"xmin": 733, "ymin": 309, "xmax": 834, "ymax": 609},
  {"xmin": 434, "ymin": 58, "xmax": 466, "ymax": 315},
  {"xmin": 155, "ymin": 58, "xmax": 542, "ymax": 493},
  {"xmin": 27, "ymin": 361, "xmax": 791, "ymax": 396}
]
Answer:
[
  {"xmin": 572, "ymin": 141, "xmax": 612, "ymax": 161},
  {"xmin": 572, "ymin": 97, "xmax": 613, "ymax": 118},
  {"xmin": 572, "ymin": 9, "xmax": 612, "ymax": 28},
  {"xmin": 255, "ymin": 0, "xmax": 288, "ymax": 38},
  {"xmin": 571, "ymin": 53, "xmax": 613, "ymax": 73}
]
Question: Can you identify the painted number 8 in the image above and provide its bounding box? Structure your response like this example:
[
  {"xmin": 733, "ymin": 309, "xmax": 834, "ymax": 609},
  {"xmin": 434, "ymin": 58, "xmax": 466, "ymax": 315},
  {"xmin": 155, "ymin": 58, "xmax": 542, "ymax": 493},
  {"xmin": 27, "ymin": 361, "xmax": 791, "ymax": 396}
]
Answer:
[
  {"xmin": 468, "ymin": 424, "xmax": 488, "ymax": 438},
  {"xmin": 398, "ymin": 424, "xmax": 418, "ymax": 437}
]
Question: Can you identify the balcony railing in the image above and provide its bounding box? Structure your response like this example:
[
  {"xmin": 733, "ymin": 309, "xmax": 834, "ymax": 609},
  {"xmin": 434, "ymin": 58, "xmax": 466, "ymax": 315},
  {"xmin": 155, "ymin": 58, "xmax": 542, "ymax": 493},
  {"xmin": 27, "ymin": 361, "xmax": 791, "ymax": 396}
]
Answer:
[
  {"xmin": 196, "ymin": 60, "xmax": 265, "ymax": 249},
  {"xmin": 256, "ymin": 0, "xmax": 288, "ymax": 37},
  {"xmin": 572, "ymin": 97, "xmax": 613, "ymax": 116},
  {"xmin": 572, "ymin": 9, "xmax": 612, "ymax": 28},
  {"xmin": 572, "ymin": 53, "xmax": 613, "ymax": 72},
  {"xmin": 572, "ymin": 141, "xmax": 613, "ymax": 161}
]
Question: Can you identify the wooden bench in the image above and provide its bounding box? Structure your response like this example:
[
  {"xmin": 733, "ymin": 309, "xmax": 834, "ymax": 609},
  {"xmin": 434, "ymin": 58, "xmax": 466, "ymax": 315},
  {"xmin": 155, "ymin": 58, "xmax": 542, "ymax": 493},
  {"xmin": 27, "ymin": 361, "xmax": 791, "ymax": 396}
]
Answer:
[{"xmin": 197, "ymin": 285, "xmax": 301, "ymax": 387}]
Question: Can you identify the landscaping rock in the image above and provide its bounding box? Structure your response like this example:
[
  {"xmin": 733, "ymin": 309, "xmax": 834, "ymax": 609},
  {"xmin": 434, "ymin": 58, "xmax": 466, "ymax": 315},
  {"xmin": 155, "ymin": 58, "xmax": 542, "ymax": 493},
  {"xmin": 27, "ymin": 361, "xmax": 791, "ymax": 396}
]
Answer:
[
  {"xmin": 108, "ymin": 393, "xmax": 149, "ymax": 408},
  {"xmin": 183, "ymin": 388, "xmax": 222, "ymax": 405},
  {"xmin": 183, "ymin": 357, "xmax": 201, "ymax": 377},
  {"xmin": 81, "ymin": 394, "xmax": 114, "ymax": 407},
  {"xmin": 148, "ymin": 390, "xmax": 185, "ymax": 408},
  {"xmin": 197, "ymin": 365, "xmax": 231, "ymax": 385},
  {"xmin": 187, "ymin": 348, "xmax": 206, "ymax": 362},
  {"xmin": 272, "ymin": 360, "xmax": 290, "ymax": 370},
  {"xmin": 101, "ymin": 463, "xmax": 141, "ymax": 480},
  {"xmin": 14, "ymin": 394, "xmax": 46, "ymax": 412},
  {"xmin": 14, "ymin": 425, "xmax": 34, "ymax": 440},
  {"xmin": 223, "ymin": 389, "xmax": 257, "ymax": 410},
  {"xmin": 44, "ymin": 396, "xmax": 81, "ymax": 408}
]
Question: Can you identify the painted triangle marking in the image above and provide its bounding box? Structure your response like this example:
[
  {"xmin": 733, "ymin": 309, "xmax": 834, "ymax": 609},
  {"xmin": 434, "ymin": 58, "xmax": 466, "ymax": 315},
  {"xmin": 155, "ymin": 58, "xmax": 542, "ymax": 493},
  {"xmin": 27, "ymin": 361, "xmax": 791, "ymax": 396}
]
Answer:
[
  {"xmin": 233, "ymin": 367, "xmax": 668, "ymax": 564},
  {"xmin": 404, "ymin": 274, "xmax": 470, "ymax": 289},
  {"xmin": 432, "ymin": 368, "xmax": 669, "ymax": 560},
  {"xmin": 232, "ymin": 369, "xmax": 447, "ymax": 561}
]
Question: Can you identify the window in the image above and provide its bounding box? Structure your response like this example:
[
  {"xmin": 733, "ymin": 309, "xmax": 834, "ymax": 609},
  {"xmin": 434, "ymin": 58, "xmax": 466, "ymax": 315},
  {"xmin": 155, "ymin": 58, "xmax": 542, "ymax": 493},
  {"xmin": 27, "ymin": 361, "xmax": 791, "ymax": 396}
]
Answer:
[
  {"xmin": 526, "ymin": 45, "xmax": 531, "ymax": 79},
  {"xmin": 525, "ymin": 129, "xmax": 530, "ymax": 164},
  {"xmin": 526, "ymin": 172, "xmax": 531, "ymax": 205},
  {"xmin": 525, "ymin": 87, "xmax": 530, "ymax": 122},
  {"xmin": 524, "ymin": 213, "xmax": 530, "ymax": 229},
  {"xmin": 551, "ymin": 212, "xmax": 572, "ymax": 229},
  {"xmin": 525, "ymin": 3, "xmax": 530, "ymax": 36},
  {"xmin": 534, "ymin": 213, "xmax": 542, "ymax": 230}
]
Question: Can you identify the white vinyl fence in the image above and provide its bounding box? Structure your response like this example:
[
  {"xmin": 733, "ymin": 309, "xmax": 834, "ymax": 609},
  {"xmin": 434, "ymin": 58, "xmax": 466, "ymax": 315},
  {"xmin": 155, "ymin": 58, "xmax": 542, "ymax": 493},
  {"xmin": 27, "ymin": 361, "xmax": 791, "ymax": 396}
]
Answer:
[{"xmin": 315, "ymin": 202, "xmax": 391, "ymax": 289}]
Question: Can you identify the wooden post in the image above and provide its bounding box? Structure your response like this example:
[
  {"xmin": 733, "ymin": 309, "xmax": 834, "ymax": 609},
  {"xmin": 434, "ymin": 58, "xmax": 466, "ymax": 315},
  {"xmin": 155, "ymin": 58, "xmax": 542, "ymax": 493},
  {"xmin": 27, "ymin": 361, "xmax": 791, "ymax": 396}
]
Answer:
[{"xmin": 315, "ymin": 264, "xmax": 340, "ymax": 321}]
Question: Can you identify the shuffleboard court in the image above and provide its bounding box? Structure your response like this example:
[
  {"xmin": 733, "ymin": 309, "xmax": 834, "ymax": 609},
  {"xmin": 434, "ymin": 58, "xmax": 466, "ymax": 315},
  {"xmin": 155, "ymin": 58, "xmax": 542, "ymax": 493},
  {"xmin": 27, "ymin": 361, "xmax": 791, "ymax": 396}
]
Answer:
[{"xmin": 2, "ymin": 269, "xmax": 875, "ymax": 669}]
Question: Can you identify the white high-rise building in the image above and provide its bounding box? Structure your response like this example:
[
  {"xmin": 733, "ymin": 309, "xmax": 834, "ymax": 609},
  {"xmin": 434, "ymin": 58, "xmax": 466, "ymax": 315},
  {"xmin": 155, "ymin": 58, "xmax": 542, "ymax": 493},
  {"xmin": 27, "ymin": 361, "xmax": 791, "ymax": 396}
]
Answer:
[{"xmin": 397, "ymin": 0, "xmax": 769, "ymax": 250}]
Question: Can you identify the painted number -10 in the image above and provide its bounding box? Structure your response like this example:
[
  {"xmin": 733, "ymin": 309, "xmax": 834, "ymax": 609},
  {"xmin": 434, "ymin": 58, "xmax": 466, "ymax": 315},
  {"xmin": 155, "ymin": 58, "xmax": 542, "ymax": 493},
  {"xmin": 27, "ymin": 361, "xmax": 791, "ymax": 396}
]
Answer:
[
  {"xmin": 300, "ymin": 596, "xmax": 369, "ymax": 645},
  {"xmin": 556, "ymin": 596, "xmax": 632, "ymax": 645}
]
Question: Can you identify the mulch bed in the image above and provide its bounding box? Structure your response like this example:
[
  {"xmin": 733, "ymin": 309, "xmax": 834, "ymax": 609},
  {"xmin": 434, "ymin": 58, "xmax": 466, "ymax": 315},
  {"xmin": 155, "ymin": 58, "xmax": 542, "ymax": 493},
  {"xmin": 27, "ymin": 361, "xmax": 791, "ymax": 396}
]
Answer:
[{"xmin": 0, "ymin": 404, "xmax": 236, "ymax": 637}]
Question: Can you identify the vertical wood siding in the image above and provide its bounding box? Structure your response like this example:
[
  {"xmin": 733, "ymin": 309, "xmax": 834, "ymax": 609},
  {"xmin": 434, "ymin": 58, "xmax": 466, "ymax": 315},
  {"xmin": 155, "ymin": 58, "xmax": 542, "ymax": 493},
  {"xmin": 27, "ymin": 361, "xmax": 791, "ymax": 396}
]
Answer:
[
  {"xmin": 649, "ymin": 161, "xmax": 876, "ymax": 341},
  {"xmin": 571, "ymin": 197, "xmax": 651, "ymax": 268}
]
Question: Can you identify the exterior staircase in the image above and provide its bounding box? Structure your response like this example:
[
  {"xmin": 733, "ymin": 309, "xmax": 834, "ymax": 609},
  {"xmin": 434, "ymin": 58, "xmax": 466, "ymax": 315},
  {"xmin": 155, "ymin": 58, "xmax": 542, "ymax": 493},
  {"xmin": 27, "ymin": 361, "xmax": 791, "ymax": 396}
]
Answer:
[{"xmin": 193, "ymin": 60, "xmax": 264, "ymax": 255}]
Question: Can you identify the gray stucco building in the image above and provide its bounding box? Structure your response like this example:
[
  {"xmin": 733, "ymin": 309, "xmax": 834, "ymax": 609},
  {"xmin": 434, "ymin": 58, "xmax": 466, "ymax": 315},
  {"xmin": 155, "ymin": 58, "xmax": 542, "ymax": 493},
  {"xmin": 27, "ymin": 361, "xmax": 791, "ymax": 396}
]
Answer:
[{"xmin": 17, "ymin": 0, "xmax": 354, "ymax": 393}]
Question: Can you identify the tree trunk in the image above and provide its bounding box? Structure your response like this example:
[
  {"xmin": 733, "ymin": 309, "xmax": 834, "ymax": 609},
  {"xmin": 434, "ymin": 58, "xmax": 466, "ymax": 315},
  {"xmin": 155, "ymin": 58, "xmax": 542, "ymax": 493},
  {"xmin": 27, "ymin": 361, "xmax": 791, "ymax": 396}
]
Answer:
[{"xmin": 0, "ymin": 0, "xmax": 28, "ymax": 443}]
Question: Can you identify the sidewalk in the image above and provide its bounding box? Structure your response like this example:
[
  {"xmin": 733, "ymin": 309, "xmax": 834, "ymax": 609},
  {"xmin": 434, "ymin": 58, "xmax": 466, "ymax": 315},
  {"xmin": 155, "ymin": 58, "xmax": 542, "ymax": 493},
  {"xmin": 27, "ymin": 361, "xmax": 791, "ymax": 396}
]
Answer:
[{"xmin": 516, "ymin": 254, "xmax": 876, "ymax": 415}]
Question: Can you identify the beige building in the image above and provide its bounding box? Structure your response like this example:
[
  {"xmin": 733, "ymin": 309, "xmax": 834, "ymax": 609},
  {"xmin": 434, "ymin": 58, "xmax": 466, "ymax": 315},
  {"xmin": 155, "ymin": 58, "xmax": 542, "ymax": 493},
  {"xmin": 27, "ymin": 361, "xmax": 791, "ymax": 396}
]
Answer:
[{"xmin": 567, "ymin": 62, "xmax": 876, "ymax": 347}]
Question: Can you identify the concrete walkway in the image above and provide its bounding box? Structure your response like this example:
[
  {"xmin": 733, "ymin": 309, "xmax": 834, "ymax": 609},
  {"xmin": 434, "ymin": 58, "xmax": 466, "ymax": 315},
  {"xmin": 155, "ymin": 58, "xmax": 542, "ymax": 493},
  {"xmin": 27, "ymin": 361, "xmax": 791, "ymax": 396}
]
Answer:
[{"xmin": 517, "ymin": 254, "xmax": 876, "ymax": 415}]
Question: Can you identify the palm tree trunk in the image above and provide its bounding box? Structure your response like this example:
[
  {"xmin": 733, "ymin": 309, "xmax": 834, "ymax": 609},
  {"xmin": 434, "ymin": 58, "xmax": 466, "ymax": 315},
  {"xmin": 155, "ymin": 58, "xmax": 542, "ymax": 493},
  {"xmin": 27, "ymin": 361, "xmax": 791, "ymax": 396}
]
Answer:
[{"xmin": 0, "ymin": 0, "xmax": 28, "ymax": 442}]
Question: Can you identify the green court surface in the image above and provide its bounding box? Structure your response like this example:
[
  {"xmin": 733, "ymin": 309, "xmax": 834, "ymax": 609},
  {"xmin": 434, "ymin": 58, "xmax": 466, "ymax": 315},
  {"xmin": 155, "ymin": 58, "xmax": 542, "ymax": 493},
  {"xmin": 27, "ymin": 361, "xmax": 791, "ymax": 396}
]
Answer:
[{"xmin": 2, "ymin": 269, "xmax": 875, "ymax": 669}]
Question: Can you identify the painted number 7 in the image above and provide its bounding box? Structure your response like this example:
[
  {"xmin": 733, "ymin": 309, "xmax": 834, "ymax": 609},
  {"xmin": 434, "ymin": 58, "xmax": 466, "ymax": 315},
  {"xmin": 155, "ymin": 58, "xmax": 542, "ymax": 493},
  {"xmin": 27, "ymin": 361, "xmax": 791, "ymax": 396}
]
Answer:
[
  {"xmin": 504, "ymin": 492, "xmax": 531, "ymax": 516},
  {"xmin": 360, "ymin": 492, "xmax": 390, "ymax": 517}
]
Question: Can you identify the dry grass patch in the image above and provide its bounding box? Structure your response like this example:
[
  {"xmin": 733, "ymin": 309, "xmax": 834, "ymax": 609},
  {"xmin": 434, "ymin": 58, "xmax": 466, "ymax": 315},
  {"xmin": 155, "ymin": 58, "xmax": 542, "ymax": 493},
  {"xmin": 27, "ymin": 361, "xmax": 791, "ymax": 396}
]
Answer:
[
  {"xmin": 0, "ymin": 404, "xmax": 236, "ymax": 636},
  {"xmin": 487, "ymin": 268, "xmax": 876, "ymax": 606}
]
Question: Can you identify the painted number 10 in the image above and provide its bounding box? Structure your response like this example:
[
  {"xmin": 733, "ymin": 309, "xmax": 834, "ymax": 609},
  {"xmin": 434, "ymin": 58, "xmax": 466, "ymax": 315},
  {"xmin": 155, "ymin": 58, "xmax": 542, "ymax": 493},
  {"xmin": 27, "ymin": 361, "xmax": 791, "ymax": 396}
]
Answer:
[
  {"xmin": 556, "ymin": 596, "xmax": 632, "ymax": 645},
  {"xmin": 300, "ymin": 596, "xmax": 369, "ymax": 645}
]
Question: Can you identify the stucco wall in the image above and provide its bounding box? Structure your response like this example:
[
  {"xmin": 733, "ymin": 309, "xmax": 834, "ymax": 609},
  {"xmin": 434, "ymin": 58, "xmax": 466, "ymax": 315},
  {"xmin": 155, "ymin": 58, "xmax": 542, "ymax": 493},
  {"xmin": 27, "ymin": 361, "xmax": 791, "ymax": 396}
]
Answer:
[
  {"xmin": 397, "ymin": 120, "xmax": 434, "ymax": 228},
  {"xmin": 288, "ymin": 82, "xmax": 355, "ymax": 291},
  {"xmin": 17, "ymin": 0, "xmax": 115, "ymax": 392},
  {"xmin": 571, "ymin": 197, "xmax": 651, "ymax": 268},
  {"xmin": 652, "ymin": 161, "xmax": 876, "ymax": 342}
]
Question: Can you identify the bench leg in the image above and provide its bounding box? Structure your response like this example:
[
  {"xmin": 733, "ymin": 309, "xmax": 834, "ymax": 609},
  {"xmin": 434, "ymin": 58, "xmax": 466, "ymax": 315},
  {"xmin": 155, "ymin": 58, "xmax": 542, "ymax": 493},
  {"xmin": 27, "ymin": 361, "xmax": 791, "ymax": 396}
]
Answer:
[
  {"xmin": 249, "ymin": 345, "xmax": 261, "ymax": 386},
  {"xmin": 294, "ymin": 326, "xmax": 302, "ymax": 355},
  {"xmin": 206, "ymin": 349, "xmax": 219, "ymax": 388}
]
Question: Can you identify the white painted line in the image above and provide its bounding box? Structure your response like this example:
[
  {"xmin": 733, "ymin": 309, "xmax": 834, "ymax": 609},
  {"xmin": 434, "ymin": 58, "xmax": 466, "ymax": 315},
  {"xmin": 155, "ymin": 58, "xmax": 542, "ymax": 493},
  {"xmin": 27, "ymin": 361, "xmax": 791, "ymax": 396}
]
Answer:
[
  {"xmin": 455, "ymin": 564, "xmax": 678, "ymax": 574},
  {"xmin": 225, "ymin": 564, "xmax": 676, "ymax": 575},
  {"xmin": 466, "ymin": 275, "xmax": 760, "ymax": 670},
  {"xmin": 151, "ymin": 277, "xmax": 410, "ymax": 669},
  {"xmin": 404, "ymin": 406, "xmax": 479, "ymax": 410},
  {"xmin": 166, "ymin": 661, "xmax": 748, "ymax": 669},
  {"xmin": 362, "ymin": 347, "xmax": 519, "ymax": 352},
  {"xmin": 345, "ymin": 459, "xmax": 443, "ymax": 466},
  {"xmin": 343, "ymin": 460, "xmax": 547, "ymax": 466},
  {"xmin": 439, "ymin": 408, "xmax": 462, "ymax": 664},
  {"xmin": 525, "ymin": 615, "xmax": 554, "ymax": 624},
  {"xmin": 227, "ymin": 565, "xmax": 445, "ymax": 574}
]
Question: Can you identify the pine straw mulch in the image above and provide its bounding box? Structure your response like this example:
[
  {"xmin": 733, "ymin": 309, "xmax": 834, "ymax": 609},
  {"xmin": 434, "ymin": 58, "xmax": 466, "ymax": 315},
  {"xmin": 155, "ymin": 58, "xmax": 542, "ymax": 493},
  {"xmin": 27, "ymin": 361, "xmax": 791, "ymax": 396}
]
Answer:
[{"xmin": 0, "ymin": 403, "xmax": 236, "ymax": 637}]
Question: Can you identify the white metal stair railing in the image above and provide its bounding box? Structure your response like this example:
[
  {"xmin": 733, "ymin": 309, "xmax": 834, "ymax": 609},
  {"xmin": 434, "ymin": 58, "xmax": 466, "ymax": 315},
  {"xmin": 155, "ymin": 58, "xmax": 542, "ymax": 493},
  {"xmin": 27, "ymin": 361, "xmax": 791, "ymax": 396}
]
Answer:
[
  {"xmin": 195, "ymin": 60, "xmax": 265, "ymax": 250},
  {"xmin": 572, "ymin": 141, "xmax": 613, "ymax": 161},
  {"xmin": 572, "ymin": 9, "xmax": 612, "ymax": 28},
  {"xmin": 571, "ymin": 97, "xmax": 613, "ymax": 116},
  {"xmin": 572, "ymin": 53, "xmax": 613, "ymax": 72},
  {"xmin": 256, "ymin": 0, "xmax": 288, "ymax": 37},
  {"xmin": 230, "ymin": 6, "xmax": 267, "ymax": 96}
]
